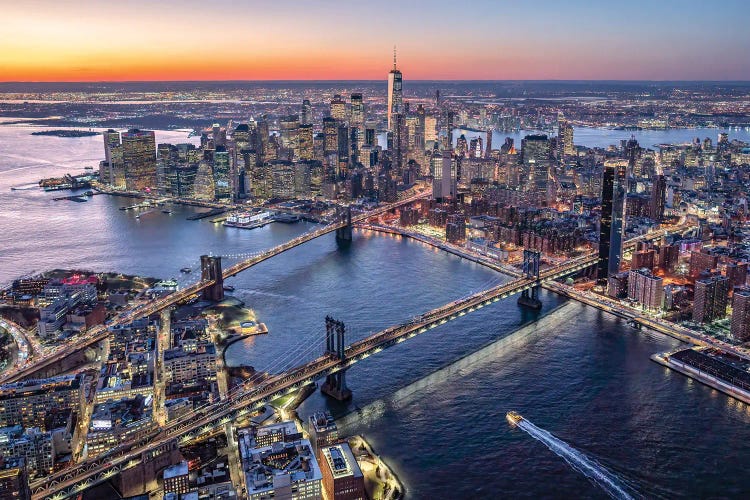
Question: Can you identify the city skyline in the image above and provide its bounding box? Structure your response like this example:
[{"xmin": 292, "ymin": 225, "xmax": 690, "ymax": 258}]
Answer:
[
  {"xmin": 2, "ymin": 0, "xmax": 750, "ymax": 82},
  {"xmin": 1, "ymin": 3, "xmax": 750, "ymax": 497}
]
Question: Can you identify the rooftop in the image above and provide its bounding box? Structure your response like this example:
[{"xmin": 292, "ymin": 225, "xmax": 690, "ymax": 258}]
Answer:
[
  {"xmin": 0, "ymin": 374, "xmax": 81, "ymax": 397},
  {"xmin": 255, "ymin": 420, "xmax": 299, "ymax": 441},
  {"xmin": 90, "ymin": 394, "xmax": 152, "ymax": 432},
  {"xmin": 321, "ymin": 443, "xmax": 363, "ymax": 480},
  {"xmin": 309, "ymin": 411, "xmax": 337, "ymax": 433},
  {"xmin": 163, "ymin": 460, "xmax": 188, "ymax": 480},
  {"xmin": 242, "ymin": 439, "xmax": 322, "ymax": 496}
]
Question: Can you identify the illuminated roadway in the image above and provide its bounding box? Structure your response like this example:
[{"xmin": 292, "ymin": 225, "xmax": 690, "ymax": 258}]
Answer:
[
  {"xmin": 545, "ymin": 281, "xmax": 750, "ymax": 360},
  {"xmin": 29, "ymin": 219, "xmax": 697, "ymax": 499},
  {"xmin": 30, "ymin": 254, "xmax": 595, "ymax": 499},
  {"xmin": 19, "ymin": 201, "xmax": 696, "ymax": 497},
  {"xmin": 357, "ymin": 221, "xmax": 743, "ymax": 360},
  {"xmin": 0, "ymin": 318, "xmax": 36, "ymax": 370},
  {"xmin": 5, "ymin": 194, "xmax": 683, "ymax": 385},
  {"xmin": 0, "ymin": 191, "xmax": 430, "ymax": 385}
]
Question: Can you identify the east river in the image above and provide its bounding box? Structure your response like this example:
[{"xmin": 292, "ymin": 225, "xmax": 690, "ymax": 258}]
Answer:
[{"xmin": 2, "ymin": 124, "xmax": 750, "ymax": 498}]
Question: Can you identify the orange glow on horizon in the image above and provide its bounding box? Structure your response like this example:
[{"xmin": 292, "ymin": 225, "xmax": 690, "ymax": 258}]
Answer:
[
  {"xmin": 2, "ymin": 51, "xmax": 606, "ymax": 83},
  {"xmin": 1, "ymin": 0, "xmax": 748, "ymax": 82}
]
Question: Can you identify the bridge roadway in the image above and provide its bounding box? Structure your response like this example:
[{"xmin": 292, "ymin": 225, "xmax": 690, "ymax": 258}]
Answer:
[
  {"xmin": 221, "ymin": 190, "xmax": 429, "ymax": 279},
  {"xmin": 31, "ymin": 254, "xmax": 594, "ymax": 499},
  {"xmin": 1, "ymin": 192, "xmax": 429, "ymax": 385}
]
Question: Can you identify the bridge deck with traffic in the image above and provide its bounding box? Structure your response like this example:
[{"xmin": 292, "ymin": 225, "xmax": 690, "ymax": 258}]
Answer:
[
  {"xmin": 30, "ymin": 252, "xmax": 595, "ymax": 499},
  {"xmin": 16, "ymin": 198, "xmax": 694, "ymax": 498},
  {"xmin": 1, "ymin": 192, "xmax": 428, "ymax": 385}
]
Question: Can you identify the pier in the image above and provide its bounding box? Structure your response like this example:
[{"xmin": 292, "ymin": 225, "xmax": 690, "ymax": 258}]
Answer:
[
  {"xmin": 652, "ymin": 350, "xmax": 750, "ymax": 404},
  {"xmin": 187, "ymin": 208, "xmax": 226, "ymax": 221},
  {"xmin": 52, "ymin": 191, "xmax": 96, "ymax": 202}
]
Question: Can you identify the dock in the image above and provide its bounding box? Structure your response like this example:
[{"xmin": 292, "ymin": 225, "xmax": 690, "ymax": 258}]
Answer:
[
  {"xmin": 652, "ymin": 351, "xmax": 750, "ymax": 405},
  {"xmin": 223, "ymin": 219, "xmax": 274, "ymax": 230},
  {"xmin": 186, "ymin": 208, "xmax": 226, "ymax": 221},
  {"xmin": 52, "ymin": 191, "xmax": 96, "ymax": 202},
  {"xmin": 40, "ymin": 173, "xmax": 96, "ymax": 192},
  {"xmin": 119, "ymin": 201, "xmax": 154, "ymax": 211}
]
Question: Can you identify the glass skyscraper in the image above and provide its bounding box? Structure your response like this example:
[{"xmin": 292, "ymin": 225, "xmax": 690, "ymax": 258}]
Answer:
[{"xmin": 598, "ymin": 160, "xmax": 627, "ymax": 282}]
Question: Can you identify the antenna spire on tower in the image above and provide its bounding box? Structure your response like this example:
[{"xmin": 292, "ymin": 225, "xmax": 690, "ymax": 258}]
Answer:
[{"xmin": 393, "ymin": 45, "xmax": 397, "ymax": 70}]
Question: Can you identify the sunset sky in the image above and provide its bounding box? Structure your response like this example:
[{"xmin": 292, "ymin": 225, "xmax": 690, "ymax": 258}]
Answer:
[{"xmin": 2, "ymin": 0, "xmax": 749, "ymax": 82}]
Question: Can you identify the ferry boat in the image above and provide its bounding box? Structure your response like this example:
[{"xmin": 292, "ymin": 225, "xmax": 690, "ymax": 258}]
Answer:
[
  {"xmin": 506, "ymin": 411, "xmax": 523, "ymax": 426},
  {"xmin": 180, "ymin": 267, "xmax": 192, "ymax": 273},
  {"xmin": 223, "ymin": 285, "xmax": 235, "ymax": 292}
]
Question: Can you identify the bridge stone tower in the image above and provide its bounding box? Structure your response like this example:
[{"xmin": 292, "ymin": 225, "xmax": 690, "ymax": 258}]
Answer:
[
  {"xmin": 335, "ymin": 206, "xmax": 353, "ymax": 244},
  {"xmin": 321, "ymin": 316, "xmax": 352, "ymax": 400},
  {"xmin": 200, "ymin": 255, "xmax": 224, "ymax": 302},
  {"xmin": 517, "ymin": 249, "xmax": 542, "ymax": 310}
]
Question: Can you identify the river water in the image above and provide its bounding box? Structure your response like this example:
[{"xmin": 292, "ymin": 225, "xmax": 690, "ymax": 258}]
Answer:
[
  {"xmin": 456, "ymin": 126, "xmax": 750, "ymax": 151},
  {"xmin": 1, "ymin": 125, "xmax": 750, "ymax": 498}
]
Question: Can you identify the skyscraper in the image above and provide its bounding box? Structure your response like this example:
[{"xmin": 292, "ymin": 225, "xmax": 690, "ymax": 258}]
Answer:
[
  {"xmin": 628, "ymin": 268, "xmax": 664, "ymax": 310},
  {"xmin": 391, "ymin": 113, "xmax": 406, "ymax": 174},
  {"xmin": 350, "ymin": 93, "xmax": 365, "ymax": 152},
  {"xmin": 336, "ymin": 124, "xmax": 349, "ymax": 177},
  {"xmin": 650, "ymin": 174, "xmax": 666, "ymax": 220},
  {"xmin": 330, "ymin": 94, "xmax": 346, "ymax": 121},
  {"xmin": 193, "ymin": 155, "xmax": 216, "ymax": 201},
  {"xmin": 433, "ymin": 148, "xmax": 456, "ymax": 200},
  {"xmin": 387, "ymin": 47, "xmax": 403, "ymax": 132},
  {"xmin": 121, "ymin": 129, "xmax": 157, "ymax": 191},
  {"xmin": 212, "ymin": 147, "xmax": 232, "ymax": 200},
  {"xmin": 300, "ymin": 99, "xmax": 312, "ymax": 125},
  {"xmin": 731, "ymin": 288, "xmax": 750, "ymax": 341},
  {"xmin": 298, "ymin": 124, "xmax": 314, "ymax": 161},
  {"xmin": 350, "ymin": 93, "xmax": 364, "ymax": 129},
  {"xmin": 441, "ymin": 110, "xmax": 455, "ymax": 150},
  {"xmin": 558, "ymin": 118, "xmax": 574, "ymax": 158},
  {"xmin": 415, "ymin": 104, "xmax": 426, "ymax": 152},
  {"xmin": 101, "ymin": 129, "xmax": 125, "ymax": 188},
  {"xmin": 323, "ymin": 117, "xmax": 338, "ymax": 178},
  {"xmin": 598, "ymin": 160, "xmax": 627, "ymax": 282},
  {"xmin": 271, "ymin": 161, "xmax": 295, "ymax": 199},
  {"xmin": 520, "ymin": 134, "xmax": 552, "ymax": 205},
  {"xmin": 424, "ymin": 115, "xmax": 438, "ymax": 142},
  {"xmin": 726, "ymin": 261, "xmax": 748, "ymax": 290},
  {"xmin": 693, "ymin": 275, "xmax": 729, "ymax": 323},
  {"xmin": 279, "ymin": 115, "xmax": 300, "ymax": 159},
  {"xmin": 156, "ymin": 143, "xmax": 173, "ymax": 194},
  {"xmin": 103, "ymin": 129, "xmax": 120, "ymax": 165}
]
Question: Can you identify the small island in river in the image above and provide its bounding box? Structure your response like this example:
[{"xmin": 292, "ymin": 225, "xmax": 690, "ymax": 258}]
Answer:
[{"xmin": 31, "ymin": 129, "xmax": 100, "ymax": 138}]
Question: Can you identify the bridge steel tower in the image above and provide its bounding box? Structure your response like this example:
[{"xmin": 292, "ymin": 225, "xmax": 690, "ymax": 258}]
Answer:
[
  {"xmin": 200, "ymin": 255, "xmax": 224, "ymax": 302},
  {"xmin": 517, "ymin": 249, "xmax": 542, "ymax": 310},
  {"xmin": 321, "ymin": 316, "xmax": 352, "ymax": 400},
  {"xmin": 335, "ymin": 206, "xmax": 353, "ymax": 244}
]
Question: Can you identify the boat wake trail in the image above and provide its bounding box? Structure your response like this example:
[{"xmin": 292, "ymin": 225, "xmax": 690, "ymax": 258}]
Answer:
[{"xmin": 513, "ymin": 416, "xmax": 636, "ymax": 500}]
